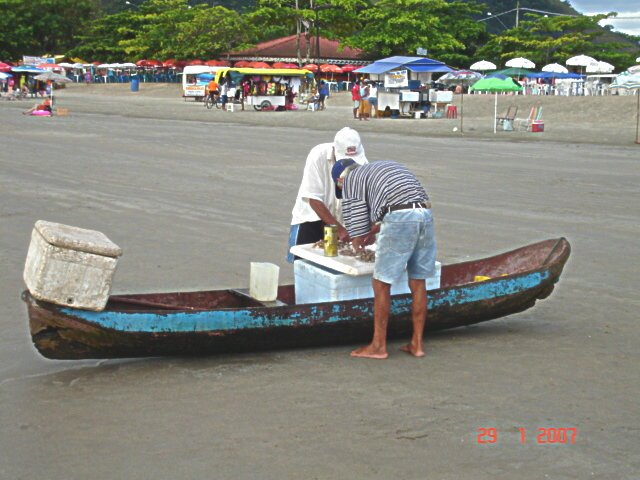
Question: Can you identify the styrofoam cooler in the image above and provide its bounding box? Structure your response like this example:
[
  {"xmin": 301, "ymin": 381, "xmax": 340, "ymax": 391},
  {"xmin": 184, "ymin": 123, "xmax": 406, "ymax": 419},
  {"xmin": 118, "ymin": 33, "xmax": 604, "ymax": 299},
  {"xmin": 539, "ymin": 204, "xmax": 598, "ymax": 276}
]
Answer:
[
  {"xmin": 294, "ymin": 259, "xmax": 441, "ymax": 305},
  {"xmin": 23, "ymin": 221, "xmax": 122, "ymax": 311}
]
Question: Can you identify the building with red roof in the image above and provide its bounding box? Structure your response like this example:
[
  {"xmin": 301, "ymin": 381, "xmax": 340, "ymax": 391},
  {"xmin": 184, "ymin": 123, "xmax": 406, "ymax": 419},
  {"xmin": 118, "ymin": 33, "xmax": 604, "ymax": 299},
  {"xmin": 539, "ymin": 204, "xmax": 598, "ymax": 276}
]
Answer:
[{"xmin": 225, "ymin": 34, "xmax": 371, "ymax": 66}]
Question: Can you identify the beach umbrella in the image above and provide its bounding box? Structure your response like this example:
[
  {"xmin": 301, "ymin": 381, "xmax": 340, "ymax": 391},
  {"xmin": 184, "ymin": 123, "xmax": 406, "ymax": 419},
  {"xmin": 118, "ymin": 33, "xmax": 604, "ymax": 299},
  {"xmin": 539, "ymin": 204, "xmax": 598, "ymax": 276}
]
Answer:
[
  {"xmin": 566, "ymin": 55, "xmax": 597, "ymax": 74},
  {"xmin": 470, "ymin": 60, "xmax": 496, "ymax": 71},
  {"xmin": 637, "ymin": 56, "xmax": 640, "ymax": 62},
  {"xmin": 33, "ymin": 71, "xmax": 72, "ymax": 106},
  {"xmin": 438, "ymin": 70, "xmax": 481, "ymax": 85},
  {"xmin": 469, "ymin": 77, "xmax": 523, "ymax": 134},
  {"xmin": 11, "ymin": 66, "xmax": 45, "ymax": 74},
  {"xmin": 0, "ymin": 72, "xmax": 12, "ymax": 80},
  {"xmin": 609, "ymin": 73, "xmax": 640, "ymax": 144},
  {"xmin": 542, "ymin": 63, "xmax": 568, "ymax": 73},
  {"xmin": 251, "ymin": 62, "xmax": 271, "ymax": 69},
  {"xmin": 506, "ymin": 57, "xmax": 535, "ymax": 69},
  {"xmin": 586, "ymin": 61, "xmax": 614, "ymax": 74},
  {"xmin": 437, "ymin": 70, "xmax": 482, "ymax": 134},
  {"xmin": 234, "ymin": 60, "xmax": 251, "ymax": 67},
  {"xmin": 303, "ymin": 64, "xmax": 319, "ymax": 72},
  {"xmin": 340, "ymin": 64, "xmax": 357, "ymax": 84},
  {"xmin": 628, "ymin": 65, "xmax": 640, "ymax": 74}
]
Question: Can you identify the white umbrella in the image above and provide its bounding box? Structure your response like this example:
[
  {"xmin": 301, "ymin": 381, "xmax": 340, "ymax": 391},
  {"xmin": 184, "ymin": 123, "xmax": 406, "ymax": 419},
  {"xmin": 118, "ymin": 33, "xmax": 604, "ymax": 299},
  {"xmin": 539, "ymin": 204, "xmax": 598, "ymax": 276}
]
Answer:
[
  {"xmin": 628, "ymin": 65, "xmax": 640, "ymax": 74},
  {"xmin": 609, "ymin": 73, "xmax": 640, "ymax": 144},
  {"xmin": 566, "ymin": 55, "xmax": 597, "ymax": 67},
  {"xmin": 506, "ymin": 57, "xmax": 536, "ymax": 69},
  {"xmin": 33, "ymin": 71, "xmax": 72, "ymax": 107},
  {"xmin": 586, "ymin": 61, "xmax": 614, "ymax": 74},
  {"xmin": 636, "ymin": 56, "xmax": 640, "ymax": 62},
  {"xmin": 542, "ymin": 63, "xmax": 568, "ymax": 73},
  {"xmin": 470, "ymin": 60, "xmax": 497, "ymax": 71}
]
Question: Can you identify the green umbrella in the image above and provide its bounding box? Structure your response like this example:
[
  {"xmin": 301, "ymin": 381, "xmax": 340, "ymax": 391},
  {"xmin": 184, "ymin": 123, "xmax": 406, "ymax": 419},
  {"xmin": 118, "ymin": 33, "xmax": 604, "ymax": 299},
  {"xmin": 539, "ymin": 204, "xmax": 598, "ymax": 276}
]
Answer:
[
  {"xmin": 470, "ymin": 77, "xmax": 523, "ymax": 133},
  {"xmin": 493, "ymin": 67, "xmax": 535, "ymax": 78}
]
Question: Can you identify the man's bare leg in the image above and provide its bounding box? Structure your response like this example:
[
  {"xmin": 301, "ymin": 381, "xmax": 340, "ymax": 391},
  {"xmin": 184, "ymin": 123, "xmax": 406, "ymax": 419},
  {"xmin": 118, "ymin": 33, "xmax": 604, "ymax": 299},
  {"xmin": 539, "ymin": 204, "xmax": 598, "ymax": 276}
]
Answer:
[
  {"xmin": 351, "ymin": 279, "xmax": 390, "ymax": 359},
  {"xmin": 400, "ymin": 278, "xmax": 427, "ymax": 357}
]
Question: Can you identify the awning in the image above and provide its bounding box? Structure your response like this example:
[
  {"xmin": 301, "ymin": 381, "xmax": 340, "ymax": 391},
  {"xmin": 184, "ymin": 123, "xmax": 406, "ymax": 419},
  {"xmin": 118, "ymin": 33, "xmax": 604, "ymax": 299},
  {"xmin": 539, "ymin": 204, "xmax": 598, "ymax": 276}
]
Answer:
[
  {"xmin": 354, "ymin": 62, "xmax": 399, "ymax": 74},
  {"xmin": 406, "ymin": 65, "xmax": 453, "ymax": 73}
]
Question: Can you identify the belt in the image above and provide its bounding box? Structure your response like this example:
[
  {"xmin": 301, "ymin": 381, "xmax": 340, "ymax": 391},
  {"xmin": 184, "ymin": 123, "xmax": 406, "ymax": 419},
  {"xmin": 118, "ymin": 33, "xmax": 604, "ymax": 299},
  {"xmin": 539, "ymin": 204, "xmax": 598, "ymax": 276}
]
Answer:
[{"xmin": 385, "ymin": 201, "xmax": 431, "ymax": 215}]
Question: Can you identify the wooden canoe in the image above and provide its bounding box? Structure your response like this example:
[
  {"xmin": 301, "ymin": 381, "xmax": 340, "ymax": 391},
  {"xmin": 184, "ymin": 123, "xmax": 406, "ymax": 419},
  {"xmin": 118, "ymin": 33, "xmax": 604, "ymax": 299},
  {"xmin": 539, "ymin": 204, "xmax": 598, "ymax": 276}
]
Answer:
[{"xmin": 22, "ymin": 238, "xmax": 570, "ymax": 360}]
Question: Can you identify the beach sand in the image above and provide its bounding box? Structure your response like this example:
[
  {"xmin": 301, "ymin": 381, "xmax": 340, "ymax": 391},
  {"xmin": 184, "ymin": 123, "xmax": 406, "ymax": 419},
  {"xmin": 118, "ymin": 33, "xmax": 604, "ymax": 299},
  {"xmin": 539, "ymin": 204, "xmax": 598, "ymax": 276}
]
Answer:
[{"xmin": 0, "ymin": 84, "xmax": 638, "ymax": 479}]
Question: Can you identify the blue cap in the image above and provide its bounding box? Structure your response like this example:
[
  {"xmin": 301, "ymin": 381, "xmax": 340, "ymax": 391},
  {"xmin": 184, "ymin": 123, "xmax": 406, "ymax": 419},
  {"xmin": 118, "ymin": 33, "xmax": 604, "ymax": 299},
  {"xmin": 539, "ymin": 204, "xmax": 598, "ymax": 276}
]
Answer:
[{"xmin": 331, "ymin": 158, "xmax": 356, "ymax": 199}]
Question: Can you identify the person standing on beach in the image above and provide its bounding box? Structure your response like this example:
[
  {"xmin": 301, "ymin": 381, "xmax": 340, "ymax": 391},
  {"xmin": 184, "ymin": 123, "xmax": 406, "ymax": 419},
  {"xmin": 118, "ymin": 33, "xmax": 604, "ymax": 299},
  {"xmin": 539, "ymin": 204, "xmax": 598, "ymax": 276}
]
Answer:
[
  {"xmin": 351, "ymin": 81, "xmax": 361, "ymax": 119},
  {"xmin": 332, "ymin": 159, "xmax": 436, "ymax": 359},
  {"xmin": 287, "ymin": 127, "xmax": 368, "ymax": 263},
  {"xmin": 318, "ymin": 80, "xmax": 329, "ymax": 110}
]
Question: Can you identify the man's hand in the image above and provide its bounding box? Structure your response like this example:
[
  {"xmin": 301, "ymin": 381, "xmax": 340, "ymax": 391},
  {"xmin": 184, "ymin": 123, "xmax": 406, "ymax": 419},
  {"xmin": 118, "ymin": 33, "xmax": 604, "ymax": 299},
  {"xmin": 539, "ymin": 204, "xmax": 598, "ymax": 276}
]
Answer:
[
  {"xmin": 337, "ymin": 225, "xmax": 351, "ymax": 243},
  {"xmin": 351, "ymin": 236, "xmax": 366, "ymax": 252},
  {"xmin": 362, "ymin": 223, "xmax": 380, "ymax": 246}
]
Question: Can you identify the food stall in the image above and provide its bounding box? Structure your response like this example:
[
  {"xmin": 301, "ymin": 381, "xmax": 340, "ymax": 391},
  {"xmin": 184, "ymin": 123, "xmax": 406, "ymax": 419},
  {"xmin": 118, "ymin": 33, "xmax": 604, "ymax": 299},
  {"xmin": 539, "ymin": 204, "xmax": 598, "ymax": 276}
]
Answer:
[
  {"xmin": 354, "ymin": 56, "xmax": 454, "ymax": 118},
  {"xmin": 214, "ymin": 67, "xmax": 313, "ymax": 111}
]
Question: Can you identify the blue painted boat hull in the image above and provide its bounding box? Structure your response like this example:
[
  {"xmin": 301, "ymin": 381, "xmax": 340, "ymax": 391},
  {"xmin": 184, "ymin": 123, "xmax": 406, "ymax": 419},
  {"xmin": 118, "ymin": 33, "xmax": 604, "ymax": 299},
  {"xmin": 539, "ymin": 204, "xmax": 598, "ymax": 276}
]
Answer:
[{"xmin": 23, "ymin": 238, "xmax": 570, "ymax": 359}]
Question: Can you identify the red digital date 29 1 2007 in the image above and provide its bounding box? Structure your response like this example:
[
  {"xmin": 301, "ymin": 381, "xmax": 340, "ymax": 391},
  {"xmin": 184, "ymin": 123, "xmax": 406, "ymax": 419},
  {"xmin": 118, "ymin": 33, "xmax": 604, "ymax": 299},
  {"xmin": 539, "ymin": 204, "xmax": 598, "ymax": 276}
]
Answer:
[{"xmin": 477, "ymin": 427, "xmax": 577, "ymax": 445}]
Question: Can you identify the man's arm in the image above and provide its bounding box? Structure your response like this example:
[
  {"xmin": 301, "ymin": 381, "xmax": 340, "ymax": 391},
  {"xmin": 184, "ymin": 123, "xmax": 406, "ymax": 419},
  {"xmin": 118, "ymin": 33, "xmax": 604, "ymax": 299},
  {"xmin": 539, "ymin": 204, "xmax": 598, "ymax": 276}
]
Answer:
[{"xmin": 308, "ymin": 199, "xmax": 350, "ymax": 242}]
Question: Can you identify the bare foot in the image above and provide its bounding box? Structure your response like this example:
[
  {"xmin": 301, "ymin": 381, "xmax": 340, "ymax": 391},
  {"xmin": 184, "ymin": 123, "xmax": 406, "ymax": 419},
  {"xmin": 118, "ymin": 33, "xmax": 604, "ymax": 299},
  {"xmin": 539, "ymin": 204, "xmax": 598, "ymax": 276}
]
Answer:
[
  {"xmin": 350, "ymin": 345, "xmax": 388, "ymax": 359},
  {"xmin": 400, "ymin": 344, "xmax": 425, "ymax": 357}
]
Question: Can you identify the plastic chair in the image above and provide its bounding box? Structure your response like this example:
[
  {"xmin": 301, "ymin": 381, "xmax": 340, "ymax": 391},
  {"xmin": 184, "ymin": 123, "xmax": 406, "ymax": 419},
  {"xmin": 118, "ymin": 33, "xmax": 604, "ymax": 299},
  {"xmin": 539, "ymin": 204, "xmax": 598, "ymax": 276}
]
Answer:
[
  {"xmin": 516, "ymin": 106, "xmax": 543, "ymax": 131},
  {"xmin": 496, "ymin": 106, "xmax": 517, "ymax": 129}
]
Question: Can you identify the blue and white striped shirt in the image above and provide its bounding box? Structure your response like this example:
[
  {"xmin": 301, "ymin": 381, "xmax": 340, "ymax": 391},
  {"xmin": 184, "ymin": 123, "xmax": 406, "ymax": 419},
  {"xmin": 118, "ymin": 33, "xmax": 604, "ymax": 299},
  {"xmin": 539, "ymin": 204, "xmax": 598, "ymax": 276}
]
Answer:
[{"xmin": 342, "ymin": 160, "xmax": 429, "ymax": 238}]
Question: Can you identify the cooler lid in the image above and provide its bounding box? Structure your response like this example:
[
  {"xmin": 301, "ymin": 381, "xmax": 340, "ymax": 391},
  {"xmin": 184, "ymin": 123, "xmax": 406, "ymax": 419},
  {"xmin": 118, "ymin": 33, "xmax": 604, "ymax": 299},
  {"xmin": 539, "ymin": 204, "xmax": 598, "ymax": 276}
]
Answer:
[{"xmin": 34, "ymin": 220, "xmax": 123, "ymax": 258}]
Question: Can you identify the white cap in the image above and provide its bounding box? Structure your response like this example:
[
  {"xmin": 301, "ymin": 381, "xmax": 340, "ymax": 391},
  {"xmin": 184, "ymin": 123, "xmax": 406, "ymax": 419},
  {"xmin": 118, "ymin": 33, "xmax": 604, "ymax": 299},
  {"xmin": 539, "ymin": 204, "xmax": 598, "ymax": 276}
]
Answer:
[{"xmin": 333, "ymin": 127, "xmax": 368, "ymax": 165}]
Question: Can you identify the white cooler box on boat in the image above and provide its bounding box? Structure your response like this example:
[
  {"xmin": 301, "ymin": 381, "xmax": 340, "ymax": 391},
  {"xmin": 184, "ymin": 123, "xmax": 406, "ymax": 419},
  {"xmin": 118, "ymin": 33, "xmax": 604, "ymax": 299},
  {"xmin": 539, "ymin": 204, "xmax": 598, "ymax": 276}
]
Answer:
[
  {"xmin": 23, "ymin": 220, "xmax": 123, "ymax": 311},
  {"xmin": 294, "ymin": 259, "xmax": 440, "ymax": 305}
]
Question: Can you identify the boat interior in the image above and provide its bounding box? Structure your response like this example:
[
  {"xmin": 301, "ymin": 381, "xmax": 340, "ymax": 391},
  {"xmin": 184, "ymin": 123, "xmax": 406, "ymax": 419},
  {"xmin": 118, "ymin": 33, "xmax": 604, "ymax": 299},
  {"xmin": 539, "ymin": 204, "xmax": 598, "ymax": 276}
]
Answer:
[{"xmin": 106, "ymin": 238, "xmax": 567, "ymax": 312}]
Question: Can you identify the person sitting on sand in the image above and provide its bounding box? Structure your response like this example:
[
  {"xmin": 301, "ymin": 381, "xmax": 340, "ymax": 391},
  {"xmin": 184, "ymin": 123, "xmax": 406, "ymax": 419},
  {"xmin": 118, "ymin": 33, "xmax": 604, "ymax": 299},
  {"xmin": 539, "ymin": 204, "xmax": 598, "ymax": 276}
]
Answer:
[
  {"xmin": 23, "ymin": 98, "xmax": 52, "ymax": 115},
  {"xmin": 332, "ymin": 159, "xmax": 436, "ymax": 359}
]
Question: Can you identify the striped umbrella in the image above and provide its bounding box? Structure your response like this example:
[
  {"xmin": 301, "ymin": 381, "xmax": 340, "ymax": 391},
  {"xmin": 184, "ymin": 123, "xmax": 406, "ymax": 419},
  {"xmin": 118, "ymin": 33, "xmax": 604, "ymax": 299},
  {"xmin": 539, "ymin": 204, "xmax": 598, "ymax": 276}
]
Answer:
[{"xmin": 609, "ymin": 73, "xmax": 640, "ymax": 143}]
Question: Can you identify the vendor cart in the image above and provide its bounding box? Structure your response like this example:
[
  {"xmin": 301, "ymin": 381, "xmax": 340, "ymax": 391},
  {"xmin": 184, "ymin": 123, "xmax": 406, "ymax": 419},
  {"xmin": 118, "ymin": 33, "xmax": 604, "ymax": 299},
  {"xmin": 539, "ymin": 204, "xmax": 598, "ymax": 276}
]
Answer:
[{"xmin": 214, "ymin": 67, "xmax": 312, "ymax": 111}]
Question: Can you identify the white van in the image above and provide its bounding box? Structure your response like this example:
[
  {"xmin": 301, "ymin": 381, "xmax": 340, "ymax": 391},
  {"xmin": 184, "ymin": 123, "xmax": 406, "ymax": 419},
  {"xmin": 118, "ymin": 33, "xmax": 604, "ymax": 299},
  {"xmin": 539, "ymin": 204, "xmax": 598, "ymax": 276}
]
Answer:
[{"xmin": 181, "ymin": 65, "xmax": 221, "ymax": 100}]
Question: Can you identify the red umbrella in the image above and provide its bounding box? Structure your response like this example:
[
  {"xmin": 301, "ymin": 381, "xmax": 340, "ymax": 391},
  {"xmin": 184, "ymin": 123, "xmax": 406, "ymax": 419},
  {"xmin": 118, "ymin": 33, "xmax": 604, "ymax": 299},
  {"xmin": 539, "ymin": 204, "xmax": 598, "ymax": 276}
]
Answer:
[
  {"xmin": 320, "ymin": 64, "xmax": 342, "ymax": 73},
  {"xmin": 163, "ymin": 59, "xmax": 177, "ymax": 67},
  {"xmin": 282, "ymin": 63, "xmax": 299, "ymax": 69},
  {"xmin": 0, "ymin": 62, "xmax": 13, "ymax": 72},
  {"xmin": 187, "ymin": 59, "xmax": 204, "ymax": 66},
  {"xmin": 272, "ymin": 62, "xmax": 287, "ymax": 69},
  {"xmin": 135, "ymin": 60, "xmax": 148, "ymax": 67},
  {"xmin": 251, "ymin": 62, "xmax": 271, "ymax": 69},
  {"xmin": 303, "ymin": 64, "xmax": 318, "ymax": 72},
  {"xmin": 341, "ymin": 64, "xmax": 357, "ymax": 72},
  {"xmin": 205, "ymin": 60, "xmax": 220, "ymax": 66},
  {"xmin": 37, "ymin": 63, "xmax": 63, "ymax": 70},
  {"xmin": 234, "ymin": 60, "xmax": 251, "ymax": 68}
]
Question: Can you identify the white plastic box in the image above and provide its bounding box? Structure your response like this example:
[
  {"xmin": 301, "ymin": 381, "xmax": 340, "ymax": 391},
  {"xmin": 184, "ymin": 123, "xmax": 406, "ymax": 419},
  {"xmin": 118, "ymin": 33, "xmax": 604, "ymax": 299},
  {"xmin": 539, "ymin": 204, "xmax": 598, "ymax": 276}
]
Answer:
[
  {"xmin": 294, "ymin": 259, "xmax": 440, "ymax": 305},
  {"xmin": 23, "ymin": 221, "xmax": 122, "ymax": 311}
]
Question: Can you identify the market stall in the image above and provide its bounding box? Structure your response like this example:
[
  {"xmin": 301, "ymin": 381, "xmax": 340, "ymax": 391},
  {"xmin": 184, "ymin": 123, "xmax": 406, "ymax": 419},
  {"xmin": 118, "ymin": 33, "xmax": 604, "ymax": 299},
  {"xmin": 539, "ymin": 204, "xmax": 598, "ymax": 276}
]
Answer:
[
  {"xmin": 354, "ymin": 56, "xmax": 453, "ymax": 118},
  {"xmin": 214, "ymin": 67, "xmax": 313, "ymax": 111}
]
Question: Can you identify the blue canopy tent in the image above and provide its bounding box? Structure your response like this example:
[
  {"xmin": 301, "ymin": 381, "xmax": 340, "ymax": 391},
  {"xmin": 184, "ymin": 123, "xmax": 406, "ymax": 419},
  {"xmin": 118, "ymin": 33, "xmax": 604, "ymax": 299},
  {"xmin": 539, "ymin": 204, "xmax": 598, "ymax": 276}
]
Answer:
[{"xmin": 354, "ymin": 56, "xmax": 453, "ymax": 77}]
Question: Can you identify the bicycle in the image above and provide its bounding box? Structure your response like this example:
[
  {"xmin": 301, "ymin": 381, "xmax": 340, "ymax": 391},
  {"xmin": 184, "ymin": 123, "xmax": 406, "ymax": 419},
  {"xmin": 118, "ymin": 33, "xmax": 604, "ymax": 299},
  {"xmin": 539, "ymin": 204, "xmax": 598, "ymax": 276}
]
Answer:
[{"xmin": 205, "ymin": 92, "xmax": 222, "ymax": 109}]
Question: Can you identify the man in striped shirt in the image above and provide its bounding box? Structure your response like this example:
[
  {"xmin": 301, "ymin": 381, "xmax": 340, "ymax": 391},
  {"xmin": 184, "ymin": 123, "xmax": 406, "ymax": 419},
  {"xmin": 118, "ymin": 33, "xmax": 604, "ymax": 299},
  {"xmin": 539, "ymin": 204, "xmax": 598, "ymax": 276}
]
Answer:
[{"xmin": 332, "ymin": 159, "xmax": 437, "ymax": 359}]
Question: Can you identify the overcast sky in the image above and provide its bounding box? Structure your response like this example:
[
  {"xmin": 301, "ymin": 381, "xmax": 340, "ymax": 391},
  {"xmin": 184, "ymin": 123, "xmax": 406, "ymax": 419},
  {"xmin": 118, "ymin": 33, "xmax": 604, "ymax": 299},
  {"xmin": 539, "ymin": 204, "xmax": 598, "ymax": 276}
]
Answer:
[{"xmin": 569, "ymin": 0, "xmax": 640, "ymax": 36}]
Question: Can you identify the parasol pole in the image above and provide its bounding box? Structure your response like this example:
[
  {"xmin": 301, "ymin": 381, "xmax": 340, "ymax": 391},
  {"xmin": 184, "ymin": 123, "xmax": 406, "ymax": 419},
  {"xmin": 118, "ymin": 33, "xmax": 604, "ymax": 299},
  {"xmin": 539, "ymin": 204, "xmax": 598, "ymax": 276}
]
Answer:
[
  {"xmin": 494, "ymin": 92, "xmax": 498, "ymax": 134},
  {"xmin": 459, "ymin": 90, "xmax": 464, "ymax": 133},
  {"xmin": 636, "ymin": 88, "xmax": 640, "ymax": 144}
]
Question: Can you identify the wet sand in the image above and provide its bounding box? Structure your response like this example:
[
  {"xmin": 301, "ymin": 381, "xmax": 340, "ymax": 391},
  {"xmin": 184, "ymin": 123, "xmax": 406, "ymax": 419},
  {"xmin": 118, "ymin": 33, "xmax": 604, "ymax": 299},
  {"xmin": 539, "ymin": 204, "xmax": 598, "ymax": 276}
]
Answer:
[{"xmin": 0, "ymin": 84, "xmax": 639, "ymax": 479}]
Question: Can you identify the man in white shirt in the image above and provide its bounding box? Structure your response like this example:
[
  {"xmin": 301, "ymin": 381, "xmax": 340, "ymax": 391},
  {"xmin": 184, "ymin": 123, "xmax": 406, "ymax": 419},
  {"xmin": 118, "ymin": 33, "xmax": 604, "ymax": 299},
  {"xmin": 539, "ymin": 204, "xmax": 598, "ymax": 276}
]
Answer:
[{"xmin": 287, "ymin": 127, "xmax": 368, "ymax": 263}]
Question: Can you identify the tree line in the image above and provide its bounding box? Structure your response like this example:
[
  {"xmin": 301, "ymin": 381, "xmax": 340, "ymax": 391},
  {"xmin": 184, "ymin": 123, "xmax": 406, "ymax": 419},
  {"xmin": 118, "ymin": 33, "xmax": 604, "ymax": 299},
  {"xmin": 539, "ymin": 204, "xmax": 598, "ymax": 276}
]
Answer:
[{"xmin": 1, "ymin": 0, "xmax": 638, "ymax": 71}]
